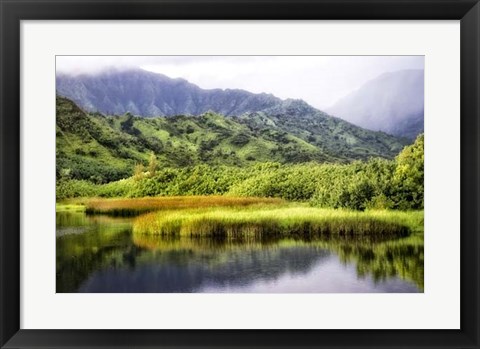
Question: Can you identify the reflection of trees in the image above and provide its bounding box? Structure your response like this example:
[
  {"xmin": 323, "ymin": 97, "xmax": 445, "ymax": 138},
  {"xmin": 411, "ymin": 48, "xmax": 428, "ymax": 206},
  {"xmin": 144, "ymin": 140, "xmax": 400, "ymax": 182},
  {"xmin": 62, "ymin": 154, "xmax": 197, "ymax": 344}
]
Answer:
[
  {"xmin": 57, "ymin": 221, "xmax": 329, "ymax": 292},
  {"xmin": 76, "ymin": 243, "xmax": 330, "ymax": 293},
  {"xmin": 56, "ymin": 211, "xmax": 132, "ymax": 236},
  {"xmin": 56, "ymin": 211, "xmax": 89, "ymax": 233},
  {"xmin": 56, "ymin": 228, "xmax": 135, "ymax": 292},
  {"xmin": 131, "ymin": 234, "xmax": 424, "ymax": 291},
  {"xmin": 312, "ymin": 234, "xmax": 424, "ymax": 290},
  {"xmin": 56, "ymin": 211, "xmax": 423, "ymax": 293},
  {"xmin": 56, "ymin": 212, "xmax": 135, "ymax": 292},
  {"xmin": 57, "ymin": 228, "xmax": 331, "ymax": 292}
]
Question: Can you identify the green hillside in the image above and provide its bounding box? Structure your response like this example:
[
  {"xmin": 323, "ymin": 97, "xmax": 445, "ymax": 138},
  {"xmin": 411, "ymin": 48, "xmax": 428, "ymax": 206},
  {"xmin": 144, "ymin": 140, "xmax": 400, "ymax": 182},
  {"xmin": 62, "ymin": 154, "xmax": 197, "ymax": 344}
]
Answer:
[{"xmin": 56, "ymin": 96, "xmax": 408, "ymax": 184}]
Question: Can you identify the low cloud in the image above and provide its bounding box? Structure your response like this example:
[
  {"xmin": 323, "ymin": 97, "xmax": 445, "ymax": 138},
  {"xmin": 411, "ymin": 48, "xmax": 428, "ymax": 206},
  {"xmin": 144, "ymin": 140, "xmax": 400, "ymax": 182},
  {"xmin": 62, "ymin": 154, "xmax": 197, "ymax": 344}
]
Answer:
[{"xmin": 56, "ymin": 55, "xmax": 424, "ymax": 109}]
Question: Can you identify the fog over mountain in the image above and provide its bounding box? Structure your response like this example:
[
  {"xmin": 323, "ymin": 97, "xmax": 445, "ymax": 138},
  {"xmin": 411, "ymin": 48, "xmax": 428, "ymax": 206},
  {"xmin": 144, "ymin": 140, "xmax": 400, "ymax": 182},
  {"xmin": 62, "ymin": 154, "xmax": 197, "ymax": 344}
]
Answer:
[
  {"xmin": 326, "ymin": 70, "xmax": 424, "ymax": 139},
  {"xmin": 56, "ymin": 56, "xmax": 425, "ymax": 110},
  {"xmin": 56, "ymin": 67, "xmax": 424, "ymax": 140},
  {"xmin": 56, "ymin": 69, "xmax": 282, "ymax": 117}
]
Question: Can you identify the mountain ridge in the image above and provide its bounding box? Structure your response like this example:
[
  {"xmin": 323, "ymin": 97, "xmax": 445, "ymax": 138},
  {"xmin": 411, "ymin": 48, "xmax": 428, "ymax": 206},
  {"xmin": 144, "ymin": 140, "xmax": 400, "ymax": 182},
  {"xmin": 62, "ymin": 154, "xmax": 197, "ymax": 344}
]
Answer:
[
  {"xmin": 56, "ymin": 96, "xmax": 408, "ymax": 183},
  {"xmin": 56, "ymin": 68, "xmax": 283, "ymax": 117}
]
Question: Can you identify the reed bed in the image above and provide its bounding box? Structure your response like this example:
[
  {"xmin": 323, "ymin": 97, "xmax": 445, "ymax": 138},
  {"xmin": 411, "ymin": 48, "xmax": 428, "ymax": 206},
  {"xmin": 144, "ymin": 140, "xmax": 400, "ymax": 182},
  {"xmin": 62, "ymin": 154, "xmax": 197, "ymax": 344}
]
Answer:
[
  {"xmin": 56, "ymin": 203, "xmax": 86, "ymax": 212},
  {"xmin": 133, "ymin": 207, "xmax": 422, "ymax": 238},
  {"xmin": 79, "ymin": 196, "xmax": 285, "ymax": 216}
]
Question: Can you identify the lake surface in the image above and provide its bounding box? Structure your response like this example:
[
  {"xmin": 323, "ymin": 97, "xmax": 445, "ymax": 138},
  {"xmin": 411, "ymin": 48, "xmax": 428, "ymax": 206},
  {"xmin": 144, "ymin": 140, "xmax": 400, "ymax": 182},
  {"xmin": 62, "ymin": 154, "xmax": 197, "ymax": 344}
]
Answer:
[{"xmin": 56, "ymin": 210, "xmax": 423, "ymax": 293}]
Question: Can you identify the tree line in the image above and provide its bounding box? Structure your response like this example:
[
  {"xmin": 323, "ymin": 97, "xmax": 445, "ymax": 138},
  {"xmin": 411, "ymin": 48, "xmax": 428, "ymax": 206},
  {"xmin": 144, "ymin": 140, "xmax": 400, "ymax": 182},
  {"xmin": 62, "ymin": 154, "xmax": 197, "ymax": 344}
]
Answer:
[{"xmin": 57, "ymin": 134, "xmax": 423, "ymax": 210}]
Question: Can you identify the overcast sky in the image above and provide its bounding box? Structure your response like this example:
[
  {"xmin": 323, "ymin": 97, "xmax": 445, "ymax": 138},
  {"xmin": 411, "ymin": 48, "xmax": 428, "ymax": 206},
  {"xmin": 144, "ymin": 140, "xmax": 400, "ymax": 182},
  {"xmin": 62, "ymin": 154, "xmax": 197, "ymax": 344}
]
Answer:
[{"xmin": 56, "ymin": 56, "xmax": 424, "ymax": 109}]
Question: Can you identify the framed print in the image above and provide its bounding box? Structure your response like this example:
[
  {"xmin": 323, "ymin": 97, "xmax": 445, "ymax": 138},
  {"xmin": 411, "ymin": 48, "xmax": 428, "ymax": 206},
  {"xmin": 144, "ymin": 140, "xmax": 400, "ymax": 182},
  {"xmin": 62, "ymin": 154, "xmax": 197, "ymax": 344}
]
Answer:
[{"xmin": 1, "ymin": 0, "xmax": 479, "ymax": 348}]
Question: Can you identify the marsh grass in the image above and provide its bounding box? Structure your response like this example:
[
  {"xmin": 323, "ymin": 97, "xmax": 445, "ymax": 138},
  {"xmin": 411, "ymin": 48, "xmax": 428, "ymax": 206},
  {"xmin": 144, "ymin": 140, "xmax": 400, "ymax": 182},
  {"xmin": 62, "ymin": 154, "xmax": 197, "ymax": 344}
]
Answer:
[
  {"xmin": 56, "ymin": 203, "xmax": 86, "ymax": 212},
  {"xmin": 76, "ymin": 196, "xmax": 285, "ymax": 216},
  {"xmin": 133, "ymin": 207, "xmax": 422, "ymax": 238}
]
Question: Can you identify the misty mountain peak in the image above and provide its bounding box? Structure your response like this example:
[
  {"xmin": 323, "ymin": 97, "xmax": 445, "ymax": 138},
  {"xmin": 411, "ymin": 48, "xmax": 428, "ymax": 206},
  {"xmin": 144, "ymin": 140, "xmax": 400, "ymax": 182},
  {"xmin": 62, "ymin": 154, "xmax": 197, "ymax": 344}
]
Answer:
[
  {"xmin": 326, "ymin": 69, "xmax": 424, "ymax": 139},
  {"xmin": 56, "ymin": 68, "xmax": 423, "ymax": 140},
  {"xmin": 56, "ymin": 68, "xmax": 282, "ymax": 117}
]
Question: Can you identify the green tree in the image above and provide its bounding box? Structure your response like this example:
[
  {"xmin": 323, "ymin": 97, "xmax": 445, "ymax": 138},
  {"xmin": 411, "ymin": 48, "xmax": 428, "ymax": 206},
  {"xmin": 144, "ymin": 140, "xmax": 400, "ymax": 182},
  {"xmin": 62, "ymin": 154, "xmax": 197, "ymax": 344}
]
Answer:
[
  {"xmin": 392, "ymin": 134, "xmax": 424, "ymax": 209},
  {"xmin": 59, "ymin": 168, "xmax": 72, "ymax": 180},
  {"xmin": 148, "ymin": 152, "xmax": 158, "ymax": 177},
  {"xmin": 133, "ymin": 163, "xmax": 145, "ymax": 182}
]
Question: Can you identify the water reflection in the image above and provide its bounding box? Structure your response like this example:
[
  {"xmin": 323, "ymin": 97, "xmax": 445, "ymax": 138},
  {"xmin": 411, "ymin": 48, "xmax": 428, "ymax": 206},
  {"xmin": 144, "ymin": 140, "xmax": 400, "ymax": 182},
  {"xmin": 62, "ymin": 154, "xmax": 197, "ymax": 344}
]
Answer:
[{"xmin": 56, "ymin": 211, "xmax": 423, "ymax": 293}]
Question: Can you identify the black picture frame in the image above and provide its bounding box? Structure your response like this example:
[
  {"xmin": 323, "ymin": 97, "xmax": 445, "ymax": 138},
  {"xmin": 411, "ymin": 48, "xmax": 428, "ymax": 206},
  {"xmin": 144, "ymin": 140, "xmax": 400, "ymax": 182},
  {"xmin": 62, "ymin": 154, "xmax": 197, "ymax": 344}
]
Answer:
[{"xmin": 1, "ymin": 0, "xmax": 479, "ymax": 348}]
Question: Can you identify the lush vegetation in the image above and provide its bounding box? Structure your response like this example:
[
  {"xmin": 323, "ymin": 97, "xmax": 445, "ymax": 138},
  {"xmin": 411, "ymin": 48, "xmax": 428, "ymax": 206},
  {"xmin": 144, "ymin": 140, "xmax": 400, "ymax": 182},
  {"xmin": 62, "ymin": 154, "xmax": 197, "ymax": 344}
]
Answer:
[
  {"xmin": 56, "ymin": 94, "xmax": 424, "ymax": 293},
  {"xmin": 56, "ymin": 96, "xmax": 407, "ymax": 183},
  {"xmin": 57, "ymin": 134, "xmax": 423, "ymax": 211},
  {"xmin": 132, "ymin": 205, "xmax": 421, "ymax": 238},
  {"xmin": 65, "ymin": 196, "xmax": 284, "ymax": 216},
  {"xmin": 56, "ymin": 96, "xmax": 423, "ymax": 211}
]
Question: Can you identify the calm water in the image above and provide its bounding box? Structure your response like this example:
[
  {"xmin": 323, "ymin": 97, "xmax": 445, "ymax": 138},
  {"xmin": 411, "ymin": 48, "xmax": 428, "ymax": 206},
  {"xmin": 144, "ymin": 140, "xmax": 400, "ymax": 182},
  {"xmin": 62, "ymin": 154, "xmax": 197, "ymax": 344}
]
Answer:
[{"xmin": 56, "ymin": 211, "xmax": 423, "ymax": 293}]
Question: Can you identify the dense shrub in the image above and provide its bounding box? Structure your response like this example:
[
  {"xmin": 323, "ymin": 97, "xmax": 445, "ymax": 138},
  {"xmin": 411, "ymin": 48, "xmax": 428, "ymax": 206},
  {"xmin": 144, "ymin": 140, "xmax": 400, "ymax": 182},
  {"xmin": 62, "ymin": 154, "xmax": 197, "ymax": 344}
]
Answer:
[
  {"xmin": 390, "ymin": 134, "xmax": 424, "ymax": 209},
  {"xmin": 57, "ymin": 135, "xmax": 424, "ymax": 211},
  {"xmin": 56, "ymin": 180, "xmax": 97, "ymax": 200}
]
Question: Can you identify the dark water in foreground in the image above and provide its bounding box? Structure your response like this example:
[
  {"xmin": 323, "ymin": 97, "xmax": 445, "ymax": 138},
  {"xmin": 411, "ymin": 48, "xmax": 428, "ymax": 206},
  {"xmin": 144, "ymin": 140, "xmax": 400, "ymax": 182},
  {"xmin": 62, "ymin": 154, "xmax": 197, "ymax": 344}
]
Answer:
[{"xmin": 56, "ymin": 211, "xmax": 423, "ymax": 293}]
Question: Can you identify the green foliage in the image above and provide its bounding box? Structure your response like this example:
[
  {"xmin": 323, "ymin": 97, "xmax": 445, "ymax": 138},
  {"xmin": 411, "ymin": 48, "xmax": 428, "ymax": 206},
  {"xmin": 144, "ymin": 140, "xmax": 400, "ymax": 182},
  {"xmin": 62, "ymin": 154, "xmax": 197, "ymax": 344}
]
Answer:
[
  {"xmin": 56, "ymin": 96, "xmax": 408, "ymax": 183},
  {"xmin": 56, "ymin": 97, "xmax": 423, "ymax": 210},
  {"xmin": 230, "ymin": 132, "xmax": 250, "ymax": 146},
  {"xmin": 391, "ymin": 134, "xmax": 424, "ymax": 209},
  {"xmin": 310, "ymin": 159, "xmax": 396, "ymax": 210},
  {"xmin": 120, "ymin": 113, "xmax": 141, "ymax": 136},
  {"xmin": 309, "ymin": 136, "xmax": 424, "ymax": 210},
  {"xmin": 133, "ymin": 163, "xmax": 145, "ymax": 181},
  {"xmin": 148, "ymin": 152, "xmax": 158, "ymax": 177},
  {"xmin": 58, "ymin": 138, "xmax": 424, "ymax": 210},
  {"xmin": 56, "ymin": 179, "xmax": 98, "ymax": 200}
]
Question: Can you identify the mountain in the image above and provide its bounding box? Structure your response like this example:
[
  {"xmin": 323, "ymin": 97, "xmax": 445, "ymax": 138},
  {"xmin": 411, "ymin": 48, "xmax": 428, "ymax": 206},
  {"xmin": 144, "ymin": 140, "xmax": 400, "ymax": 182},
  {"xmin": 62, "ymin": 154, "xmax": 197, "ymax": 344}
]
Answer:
[
  {"xmin": 326, "ymin": 70, "xmax": 424, "ymax": 139},
  {"xmin": 56, "ymin": 69, "xmax": 281, "ymax": 117},
  {"xmin": 239, "ymin": 98, "xmax": 407, "ymax": 162},
  {"xmin": 56, "ymin": 97, "xmax": 408, "ymax": 183}
]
